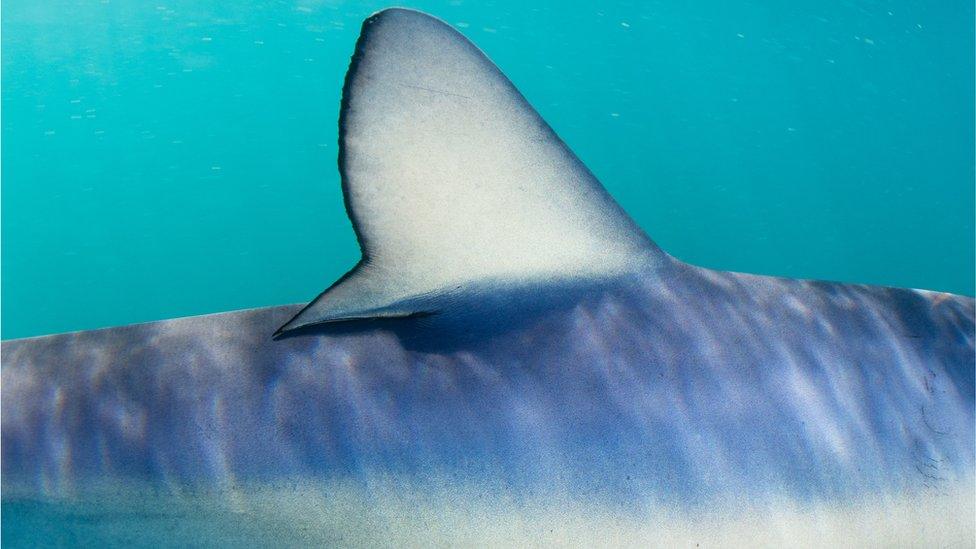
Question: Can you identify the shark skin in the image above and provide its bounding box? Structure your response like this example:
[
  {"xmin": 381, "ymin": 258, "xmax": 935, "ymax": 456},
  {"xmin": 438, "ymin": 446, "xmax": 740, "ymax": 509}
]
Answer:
[{"xmin": 2, "ymin": 8, "xmax": 974, "ymax": 547}]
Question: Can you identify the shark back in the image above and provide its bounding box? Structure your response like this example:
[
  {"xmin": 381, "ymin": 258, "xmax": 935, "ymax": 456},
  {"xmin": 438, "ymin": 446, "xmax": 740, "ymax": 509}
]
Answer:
[{"xmin": 2, "ymin": 269, "xmax": 973, "ymax": 545}]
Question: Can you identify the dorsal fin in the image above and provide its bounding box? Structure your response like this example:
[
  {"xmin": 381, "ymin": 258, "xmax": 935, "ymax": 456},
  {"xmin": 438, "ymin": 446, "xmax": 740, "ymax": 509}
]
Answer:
[{"xmin": 275, "ymin": 8, "xmax": 662, "ymax": 337}]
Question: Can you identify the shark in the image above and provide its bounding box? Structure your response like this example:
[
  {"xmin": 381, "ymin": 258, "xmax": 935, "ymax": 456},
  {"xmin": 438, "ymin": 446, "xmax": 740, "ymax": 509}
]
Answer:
[{"xmin": 2, "ymin": 7, "xmax": 973, "ymax": 547}]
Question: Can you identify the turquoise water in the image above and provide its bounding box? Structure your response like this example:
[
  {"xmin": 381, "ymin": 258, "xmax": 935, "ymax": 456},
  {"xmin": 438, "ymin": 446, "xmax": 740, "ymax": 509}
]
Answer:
[{"xmin": 2, "ymin": 1, "xmax": 973, "ymax": 339}]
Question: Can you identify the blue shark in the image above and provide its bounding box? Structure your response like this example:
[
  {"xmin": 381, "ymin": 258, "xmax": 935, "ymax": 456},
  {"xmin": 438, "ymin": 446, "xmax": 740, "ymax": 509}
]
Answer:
[{"xmin": 2, "ymin": 8, "xmax": 973, "ymax": 547}]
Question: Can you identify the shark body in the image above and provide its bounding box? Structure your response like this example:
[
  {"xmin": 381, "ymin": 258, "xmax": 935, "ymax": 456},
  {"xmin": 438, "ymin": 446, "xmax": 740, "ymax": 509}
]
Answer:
[{"xmin": 2, "ymin": 8, "xmax": 974, "ymax": 547}]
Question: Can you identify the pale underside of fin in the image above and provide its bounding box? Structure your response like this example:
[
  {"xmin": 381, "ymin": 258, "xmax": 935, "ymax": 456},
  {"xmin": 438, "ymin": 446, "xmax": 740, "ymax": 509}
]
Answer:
[{"xmin": 276, "ymin": 8, "xmax": 661, "ymax": 337}]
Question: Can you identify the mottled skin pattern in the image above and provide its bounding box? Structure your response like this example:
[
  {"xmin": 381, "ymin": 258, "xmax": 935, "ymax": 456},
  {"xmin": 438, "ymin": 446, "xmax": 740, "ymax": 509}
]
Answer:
[{"xmin": 3, "ymin": 260, "xmax": 973, "ymax": 526}]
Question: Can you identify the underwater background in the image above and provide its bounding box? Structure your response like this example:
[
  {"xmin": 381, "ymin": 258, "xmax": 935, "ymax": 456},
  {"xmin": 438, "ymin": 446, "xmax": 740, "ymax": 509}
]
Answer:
[{"xmin": 2, "ymin": 0, "xmax": 973, "ymax": 340}]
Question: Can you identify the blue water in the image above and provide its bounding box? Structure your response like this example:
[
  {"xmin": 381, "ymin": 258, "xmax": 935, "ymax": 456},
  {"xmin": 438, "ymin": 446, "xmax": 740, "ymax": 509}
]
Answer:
[{"xmin": 2, "ymin": 1, "xmax": 973, "ymax": 340}]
